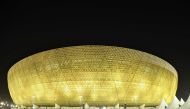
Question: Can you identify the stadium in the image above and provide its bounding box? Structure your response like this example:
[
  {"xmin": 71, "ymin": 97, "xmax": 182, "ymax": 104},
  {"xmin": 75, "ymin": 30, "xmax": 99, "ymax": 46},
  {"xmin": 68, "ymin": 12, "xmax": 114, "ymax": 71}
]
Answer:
[{"xmin": 8, "ymin": 45, "xmax": 178, "ymax": 109}]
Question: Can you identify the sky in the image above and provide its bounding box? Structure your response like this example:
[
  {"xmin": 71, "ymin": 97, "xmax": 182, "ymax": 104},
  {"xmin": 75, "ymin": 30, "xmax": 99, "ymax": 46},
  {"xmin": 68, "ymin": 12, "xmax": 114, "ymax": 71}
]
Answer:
[{"xmin": 0, "ymin": 1, "xmax": 190, "ymax": 103}]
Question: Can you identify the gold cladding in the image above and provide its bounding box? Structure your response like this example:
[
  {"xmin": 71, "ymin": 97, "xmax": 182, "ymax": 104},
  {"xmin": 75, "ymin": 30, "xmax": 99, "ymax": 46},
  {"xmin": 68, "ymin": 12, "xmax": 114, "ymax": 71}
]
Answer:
[{"xmin": 8, "ymin": 45, "xmax": 178, "ymax": 106}]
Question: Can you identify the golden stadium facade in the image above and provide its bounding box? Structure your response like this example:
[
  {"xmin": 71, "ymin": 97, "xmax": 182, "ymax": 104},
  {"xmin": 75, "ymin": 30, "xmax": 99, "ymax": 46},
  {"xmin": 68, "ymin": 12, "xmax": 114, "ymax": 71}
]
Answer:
[{"xmin": 8, "ymin": 45, "xmax": 178, "ymax": 107}]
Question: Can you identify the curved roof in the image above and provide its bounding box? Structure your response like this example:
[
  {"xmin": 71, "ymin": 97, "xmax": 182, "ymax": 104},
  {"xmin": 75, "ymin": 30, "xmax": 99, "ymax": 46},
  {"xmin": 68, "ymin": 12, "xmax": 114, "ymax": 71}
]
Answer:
[{"xmin": 8, "ymin": 45, "xmax": 178, "ymax": 106}]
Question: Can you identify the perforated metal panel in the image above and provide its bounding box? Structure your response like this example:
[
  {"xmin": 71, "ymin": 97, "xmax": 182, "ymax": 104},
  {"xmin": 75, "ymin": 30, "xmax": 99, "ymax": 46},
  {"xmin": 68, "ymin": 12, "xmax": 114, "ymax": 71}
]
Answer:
[{"xmin": 8, "ymin": 45, "xmax": 178, "ymax": 106}]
